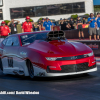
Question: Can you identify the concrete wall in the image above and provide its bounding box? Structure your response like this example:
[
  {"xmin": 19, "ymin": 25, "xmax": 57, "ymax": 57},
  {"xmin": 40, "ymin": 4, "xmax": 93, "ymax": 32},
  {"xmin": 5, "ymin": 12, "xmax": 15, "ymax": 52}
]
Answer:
[{"xmin": 0, "ymin": 0, "xmax": 94, "ymax": 23}]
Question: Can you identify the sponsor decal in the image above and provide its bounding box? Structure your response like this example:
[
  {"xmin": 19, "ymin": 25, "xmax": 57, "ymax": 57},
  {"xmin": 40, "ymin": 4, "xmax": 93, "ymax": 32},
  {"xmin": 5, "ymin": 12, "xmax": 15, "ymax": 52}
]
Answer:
[
  {"xmin": 8, "ymin": 57, "xmax": 13, "ymax": 67},
  {"xmin": 71, "ymin": 56, "xmax": 77, "ymax": 60},
  {"xmin": 22, "ymin": 35, "xmax": 28, "ymax": 39},
  {"xmin": 20, "ymin": 51, "xmax": 27, "ymax": 56}
]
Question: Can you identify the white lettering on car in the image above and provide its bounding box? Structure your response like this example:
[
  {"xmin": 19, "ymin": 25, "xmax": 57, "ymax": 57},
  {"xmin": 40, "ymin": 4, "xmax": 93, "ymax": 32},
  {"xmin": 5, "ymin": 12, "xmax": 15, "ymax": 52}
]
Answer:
[{"xmin": 20, "ymin": 51, "xmax": 27, "ymax": 56}]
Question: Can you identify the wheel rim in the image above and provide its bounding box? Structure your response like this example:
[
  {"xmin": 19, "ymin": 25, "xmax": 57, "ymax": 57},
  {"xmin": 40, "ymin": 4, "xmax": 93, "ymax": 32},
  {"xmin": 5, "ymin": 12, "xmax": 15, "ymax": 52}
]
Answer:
[{"xmin": 28, "ymin": 61, "xmax": 34, "ymax": 78}]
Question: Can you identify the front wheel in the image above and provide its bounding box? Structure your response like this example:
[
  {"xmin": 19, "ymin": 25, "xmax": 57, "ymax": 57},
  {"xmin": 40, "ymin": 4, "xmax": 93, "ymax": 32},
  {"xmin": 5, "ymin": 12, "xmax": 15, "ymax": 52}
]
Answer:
[
  {"xmin": 26, "ymin": 60, "xmax": 34, "ymax": 79},
  {"xmin": 0, "ymin": 58, "xmax": 3, "ymax": 71}
]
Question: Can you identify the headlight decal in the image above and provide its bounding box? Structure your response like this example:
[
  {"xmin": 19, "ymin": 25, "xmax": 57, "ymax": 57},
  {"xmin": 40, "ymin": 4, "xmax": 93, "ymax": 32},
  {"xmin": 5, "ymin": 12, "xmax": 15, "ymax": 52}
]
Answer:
[
  {"xmin": 46, "ymin": 57, "xmax": 62, "ymax": 61},
  {"xmin": 46, "ymin": 52, "xmax": 93, "ymax": 61},
  {"xmin": 84, "ymin": 52, "xmax": 93, "ymax": 57}
]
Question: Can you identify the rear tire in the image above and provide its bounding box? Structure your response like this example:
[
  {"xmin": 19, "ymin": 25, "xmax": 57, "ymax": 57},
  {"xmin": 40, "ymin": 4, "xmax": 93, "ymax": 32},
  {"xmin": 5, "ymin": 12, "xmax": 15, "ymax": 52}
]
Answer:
[
  {"xmin": 0, "ymin": 58, "xmax": 3, "ymax": 71},
  {"xmin": 26, "ymin": 60, "xmax": 34, "ymax": 79}
]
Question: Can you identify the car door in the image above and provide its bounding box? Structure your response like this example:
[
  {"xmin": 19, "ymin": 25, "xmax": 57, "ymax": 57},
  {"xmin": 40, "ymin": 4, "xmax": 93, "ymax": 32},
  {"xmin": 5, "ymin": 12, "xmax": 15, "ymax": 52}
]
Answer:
[{"xmin": 2, "ymin": 36, "xmax": 20, "ymax": 74}]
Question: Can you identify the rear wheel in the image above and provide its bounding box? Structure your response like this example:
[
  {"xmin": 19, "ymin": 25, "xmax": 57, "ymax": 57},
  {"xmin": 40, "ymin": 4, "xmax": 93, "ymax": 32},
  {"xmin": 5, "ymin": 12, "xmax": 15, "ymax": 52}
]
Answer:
[
  {"xmin": 26, "ymin": 60, "xmax": 34, "ymax": 79},
  {"xmin": 0, "ymin": 58, "xmax": 3, "ymax": 71}
]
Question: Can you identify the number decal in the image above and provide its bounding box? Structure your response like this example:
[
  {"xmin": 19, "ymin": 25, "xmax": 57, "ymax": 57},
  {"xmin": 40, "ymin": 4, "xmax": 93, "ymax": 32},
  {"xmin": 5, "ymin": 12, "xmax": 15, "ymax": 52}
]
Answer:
[{"xmin": 8, "ymin": 57, "xmax": 13, "ymax": 67}]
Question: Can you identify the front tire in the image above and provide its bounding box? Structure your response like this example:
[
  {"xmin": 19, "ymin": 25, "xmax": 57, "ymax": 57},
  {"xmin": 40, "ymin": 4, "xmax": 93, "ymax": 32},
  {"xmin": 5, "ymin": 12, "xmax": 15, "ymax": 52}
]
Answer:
[
  {"xmin": 0, "ymin": 58, "xmax": 3, "ymax": 71},
  {"xmin": 26, "ymin": 60, "xmax": 34, "ymax": 79}
]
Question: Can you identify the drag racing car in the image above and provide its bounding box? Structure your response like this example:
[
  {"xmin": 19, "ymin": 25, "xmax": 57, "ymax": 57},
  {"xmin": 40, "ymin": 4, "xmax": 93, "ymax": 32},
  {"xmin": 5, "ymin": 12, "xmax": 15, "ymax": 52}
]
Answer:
[{"xmin": 0, "ymin": 31, "xmax": 97, "ymax": 78}]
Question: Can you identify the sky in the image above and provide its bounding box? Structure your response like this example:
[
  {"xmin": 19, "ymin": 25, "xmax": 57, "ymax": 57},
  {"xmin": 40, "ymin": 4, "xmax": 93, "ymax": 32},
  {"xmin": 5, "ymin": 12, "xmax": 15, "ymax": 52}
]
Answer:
[{"xmin": 93, "ymin": 0, "xmax": 100, "ymax": 5}]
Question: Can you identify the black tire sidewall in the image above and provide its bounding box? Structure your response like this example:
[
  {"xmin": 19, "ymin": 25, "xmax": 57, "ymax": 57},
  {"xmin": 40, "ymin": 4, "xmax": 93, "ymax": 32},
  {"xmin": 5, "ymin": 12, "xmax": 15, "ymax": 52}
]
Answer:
[
  {"xmin": 0, "ymin": 58, "xmax": 3, "ymax": 71},
  {"xmin": 27, "ymin": 60, "xmax": 34, "ymax": 79}
]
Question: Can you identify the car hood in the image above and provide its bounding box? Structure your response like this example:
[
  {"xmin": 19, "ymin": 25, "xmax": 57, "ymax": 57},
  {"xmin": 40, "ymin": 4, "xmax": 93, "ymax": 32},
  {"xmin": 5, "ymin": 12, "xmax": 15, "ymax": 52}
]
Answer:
[{"xmin": 28, "ymin": 40, "xmax": 92, "ymax": 57}]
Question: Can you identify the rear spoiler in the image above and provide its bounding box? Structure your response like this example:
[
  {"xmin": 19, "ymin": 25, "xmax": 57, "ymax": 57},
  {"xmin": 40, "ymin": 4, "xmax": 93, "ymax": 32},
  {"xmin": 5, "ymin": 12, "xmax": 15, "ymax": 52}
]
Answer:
[{"xmin": 47, "ymin": 31, "xmax": 65, "ymax": 40}]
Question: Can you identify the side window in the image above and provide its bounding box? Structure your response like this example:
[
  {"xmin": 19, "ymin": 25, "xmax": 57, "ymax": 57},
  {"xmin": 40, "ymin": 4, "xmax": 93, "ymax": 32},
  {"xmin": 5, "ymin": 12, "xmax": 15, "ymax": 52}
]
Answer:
[
  {"xmin": 5, "ymin": 37, "xmax": 19, "ymax": 46},
  {"xmin": 2, "ymin": 38, "xmax": 8, "ymax": 45},
  {"xmin": 6, "ymin": 37, "xmax": 13, "ymax": 46},
  {"xmin": 12, "ymin": 37, "xmax": 19, "ymax": 46}
]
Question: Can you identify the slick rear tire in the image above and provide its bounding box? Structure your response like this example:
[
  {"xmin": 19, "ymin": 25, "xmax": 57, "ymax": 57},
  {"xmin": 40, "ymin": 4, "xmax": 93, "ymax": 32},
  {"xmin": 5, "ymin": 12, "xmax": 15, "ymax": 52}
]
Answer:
[
  {"xmin": 0, "ymin": 58, "xmax": 3, "ymax": 71},
  {"xmin": 26, "ymin": 60, "xmax": 34, "ymax": 79}
]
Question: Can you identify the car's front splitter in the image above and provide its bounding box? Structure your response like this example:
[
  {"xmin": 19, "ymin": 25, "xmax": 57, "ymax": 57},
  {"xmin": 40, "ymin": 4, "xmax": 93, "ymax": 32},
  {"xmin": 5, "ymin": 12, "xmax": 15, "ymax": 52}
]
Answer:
[{"xmin": 33, "ymin": 65, "xmax": 97, "ymax": 77}]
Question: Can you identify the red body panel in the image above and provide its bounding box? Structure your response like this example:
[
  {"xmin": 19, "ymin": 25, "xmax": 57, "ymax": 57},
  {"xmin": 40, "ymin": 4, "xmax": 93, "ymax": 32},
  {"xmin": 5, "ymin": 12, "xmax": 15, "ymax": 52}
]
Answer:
[{"xmin": 0, "ymin": 31, "xmax": 96, "ymax": 73}]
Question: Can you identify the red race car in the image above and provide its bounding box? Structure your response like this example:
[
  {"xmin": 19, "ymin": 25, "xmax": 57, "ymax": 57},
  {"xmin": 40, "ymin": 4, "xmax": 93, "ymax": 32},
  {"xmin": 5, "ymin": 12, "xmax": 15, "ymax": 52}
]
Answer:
[{"xmin": 0, "ymin": 31, "xmax": 97, "ymax": 78}]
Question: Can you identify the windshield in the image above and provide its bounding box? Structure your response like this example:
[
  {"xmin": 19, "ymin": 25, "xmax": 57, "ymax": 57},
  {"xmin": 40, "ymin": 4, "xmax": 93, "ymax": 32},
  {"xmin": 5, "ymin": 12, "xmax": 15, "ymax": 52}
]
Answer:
[{"xmin": 20, "ymin": 33, "xmax": 47, "ymax": 45}]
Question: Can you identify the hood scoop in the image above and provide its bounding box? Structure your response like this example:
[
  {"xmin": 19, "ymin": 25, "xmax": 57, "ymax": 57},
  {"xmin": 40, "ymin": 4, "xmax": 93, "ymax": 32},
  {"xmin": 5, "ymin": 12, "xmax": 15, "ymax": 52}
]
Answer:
[{"xmin": 47, "ymin": 31, "xmax": 65, "ymax": 41}]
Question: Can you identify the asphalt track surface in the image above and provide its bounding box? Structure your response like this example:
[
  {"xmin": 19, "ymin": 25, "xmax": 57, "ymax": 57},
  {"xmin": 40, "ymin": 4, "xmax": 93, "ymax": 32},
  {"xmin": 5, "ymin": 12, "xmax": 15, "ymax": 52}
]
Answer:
[{"xmin": 0, "ymin": 65, "xmax": 100, "ymax": 100}]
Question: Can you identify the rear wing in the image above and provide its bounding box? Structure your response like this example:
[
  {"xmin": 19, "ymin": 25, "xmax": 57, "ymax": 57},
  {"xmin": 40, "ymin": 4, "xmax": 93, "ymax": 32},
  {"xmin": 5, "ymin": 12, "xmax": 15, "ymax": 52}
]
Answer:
[{"xmin": 47, "ymin": 31, "xmax": 65, "ymax": 41}]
